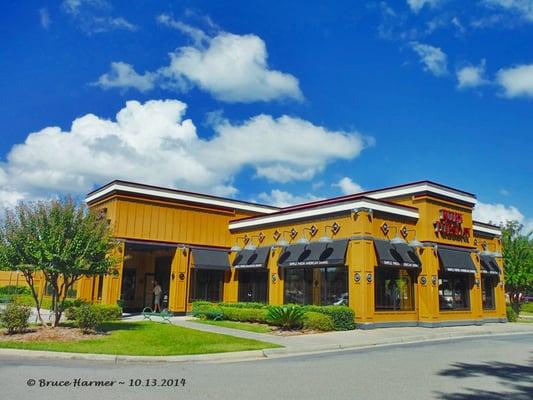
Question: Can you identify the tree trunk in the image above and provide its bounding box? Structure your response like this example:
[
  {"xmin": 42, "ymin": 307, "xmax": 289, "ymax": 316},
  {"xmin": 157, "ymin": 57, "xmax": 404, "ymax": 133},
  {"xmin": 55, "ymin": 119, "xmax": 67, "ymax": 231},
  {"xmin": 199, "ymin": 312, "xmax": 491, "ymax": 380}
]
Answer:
[
  {"xmin": 22, "ymin": 271, "xmax": 48, "ymax": 328},
  {"xmin": 509, "ymin": 292, "xmax": 521, "ymax": 316}
]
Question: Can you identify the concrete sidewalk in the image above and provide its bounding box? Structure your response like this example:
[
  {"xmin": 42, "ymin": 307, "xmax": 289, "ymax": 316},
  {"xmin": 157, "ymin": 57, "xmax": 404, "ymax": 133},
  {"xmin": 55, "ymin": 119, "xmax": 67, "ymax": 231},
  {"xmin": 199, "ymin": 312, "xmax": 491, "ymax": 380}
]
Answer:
[{"xmin": 174, "ymin": 319, "xmax": 533, "ymax": 356}]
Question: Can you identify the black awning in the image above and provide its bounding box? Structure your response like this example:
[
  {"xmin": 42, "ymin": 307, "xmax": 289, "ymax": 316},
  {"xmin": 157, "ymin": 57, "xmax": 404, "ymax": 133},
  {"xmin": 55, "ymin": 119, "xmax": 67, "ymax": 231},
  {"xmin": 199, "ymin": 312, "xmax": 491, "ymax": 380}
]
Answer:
[
  {"xmin": 480, "ymin": 255, "xmax": 501, "ymax": 275},
  {"xmin": 191, "ymin": 248, "xmax": 230, "ymax": 270},
  {"xmin": 437, "ymin": 247, "xmax": 477, "ymax": 274},
  {"xmin": 233, "ymin": 247, "xmax": 270, "ymax": 269},
  {"xmin": 373, "ymin": 240, "xmax": 421, "ymax": 268},
  {"xmin": 278, "ymin": 239, "xmax": 349, "ymax": 268}
]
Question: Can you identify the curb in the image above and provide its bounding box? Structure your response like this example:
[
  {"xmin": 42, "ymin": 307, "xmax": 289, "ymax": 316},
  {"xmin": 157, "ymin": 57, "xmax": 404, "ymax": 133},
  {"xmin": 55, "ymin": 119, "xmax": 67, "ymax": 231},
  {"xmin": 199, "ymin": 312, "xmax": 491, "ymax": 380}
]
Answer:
[
  {"xmin": 0, "ymin": 348, "xmax": 267, "ymax": 364},
  {"xmin": 1, "ymin": 330, "xmax": 532, "ymax": 364},
  {"xmin": 262, "ymin": 330, "xmax": 533, "ymax": 359}
]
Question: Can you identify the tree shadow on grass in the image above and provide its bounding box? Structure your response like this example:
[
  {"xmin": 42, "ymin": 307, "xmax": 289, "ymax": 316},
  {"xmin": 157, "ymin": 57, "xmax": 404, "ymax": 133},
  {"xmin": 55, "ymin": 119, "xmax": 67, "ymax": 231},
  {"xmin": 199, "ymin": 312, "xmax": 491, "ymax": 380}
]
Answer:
[
  {"xmin": 100, "ymin": 321, "xmax": 145, "ymax": 332},
  {"xmin": 435, "ymin": 356, "xmax": 533, "ymax": 399}
]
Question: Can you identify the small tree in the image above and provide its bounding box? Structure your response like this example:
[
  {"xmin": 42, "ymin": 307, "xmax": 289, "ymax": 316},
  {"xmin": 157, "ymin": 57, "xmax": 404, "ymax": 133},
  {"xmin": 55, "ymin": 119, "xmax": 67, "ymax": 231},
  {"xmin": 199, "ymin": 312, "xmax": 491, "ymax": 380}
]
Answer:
[
  {"xmin": 502, "ymin": 221, "xmax": 533, "ymax": 315},
  {"xmin": 0, "ymin": 198, "xmax": 118, "ymax": 327}
]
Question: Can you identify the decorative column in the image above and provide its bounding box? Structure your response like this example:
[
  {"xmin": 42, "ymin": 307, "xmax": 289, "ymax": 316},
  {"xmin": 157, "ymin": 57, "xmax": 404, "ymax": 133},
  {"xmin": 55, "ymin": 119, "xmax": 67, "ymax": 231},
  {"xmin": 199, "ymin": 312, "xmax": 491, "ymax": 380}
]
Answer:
[
  {"xmin": 417, "ymin": 245, "xmax": 439, "ymax": 326},
  {"xmin": 348, "ymin": 209, "xmax": 375, "ymax": 326},
  {"xmin": 268, "ymin": 247, "xmax": 284, "ymax": 305}
]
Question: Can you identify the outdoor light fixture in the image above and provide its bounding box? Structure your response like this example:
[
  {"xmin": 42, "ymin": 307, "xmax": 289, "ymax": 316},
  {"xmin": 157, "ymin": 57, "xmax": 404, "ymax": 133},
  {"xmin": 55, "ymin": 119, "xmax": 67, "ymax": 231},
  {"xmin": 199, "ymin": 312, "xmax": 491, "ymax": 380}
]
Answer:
[
  {"xmin": 273, "ymin": 230, "xmax": 292, "ymax": 248},
  {"xmin": 408, "ymin": 237, "xmax": 423, "ymax": 248},
  {"xmin": 388, "ymin": 226, "xmax": 407, "ymax": 245},
  {"xmin": 318, "ymin": 225, "xmax": 334, "ymax": 244},
  {"xmin": 244, "ymin": 234, "xmax": 263, "ymax": 251},
  {"xmin": 481, "ymin": 241, "xmax": 501, "ymax": 257},
  {"xmin": 230, "ymin": 236, "xmax": 246, "ymax": 252},
  {"xmin": 296, "ymin": 236, "xmax": 310, "ymax": 245},
  {"xmin": 402, "ymin": 228, "xmax": 423, "ymax": 249},
  {"xmin": 296, "ymin": 227, "xmax": 314, "ymax": 245},
  {"xmin": 353, "ymin": 207, "xmax": 373, "ymax": 220}
]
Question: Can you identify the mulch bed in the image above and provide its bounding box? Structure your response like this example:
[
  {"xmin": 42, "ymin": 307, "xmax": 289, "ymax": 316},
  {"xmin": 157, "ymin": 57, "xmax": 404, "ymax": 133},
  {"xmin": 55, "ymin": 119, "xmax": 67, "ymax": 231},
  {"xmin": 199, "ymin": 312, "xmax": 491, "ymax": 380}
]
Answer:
[
  {"xmin": 269, "ymin": 327, "xmax": 322, "ymax": 336},
  {"xmin": 0, "ymin": 327, "xmax": 106, "ymax": 342}
]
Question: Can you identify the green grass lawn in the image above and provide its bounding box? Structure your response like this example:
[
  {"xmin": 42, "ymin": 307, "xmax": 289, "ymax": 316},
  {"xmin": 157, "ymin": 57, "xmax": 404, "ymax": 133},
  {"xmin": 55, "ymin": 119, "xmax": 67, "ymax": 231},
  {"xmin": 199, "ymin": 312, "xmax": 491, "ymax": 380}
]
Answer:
[
  {"xmin": 0, "ymin": 321, "xmax": 280, "ymax": 356},
  {"xmin": 191, "ymin": 319, "xmax": 273, "ymax": 333}
]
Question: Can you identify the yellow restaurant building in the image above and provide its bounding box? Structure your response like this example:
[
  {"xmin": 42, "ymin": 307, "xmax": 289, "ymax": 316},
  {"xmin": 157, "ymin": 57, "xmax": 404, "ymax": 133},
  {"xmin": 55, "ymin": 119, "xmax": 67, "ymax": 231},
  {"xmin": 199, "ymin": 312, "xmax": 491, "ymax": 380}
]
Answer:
[{"xmin": 70, "ymin": 180, "xmax": 506, "ymax": 328}]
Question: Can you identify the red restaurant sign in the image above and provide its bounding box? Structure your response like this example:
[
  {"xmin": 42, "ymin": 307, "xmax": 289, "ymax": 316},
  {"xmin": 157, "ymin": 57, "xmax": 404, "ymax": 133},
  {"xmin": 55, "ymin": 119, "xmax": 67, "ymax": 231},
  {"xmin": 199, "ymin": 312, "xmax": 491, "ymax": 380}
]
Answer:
[{"xmin": 434, "ymin": 209, "xmax": 470, "ymax": 240}]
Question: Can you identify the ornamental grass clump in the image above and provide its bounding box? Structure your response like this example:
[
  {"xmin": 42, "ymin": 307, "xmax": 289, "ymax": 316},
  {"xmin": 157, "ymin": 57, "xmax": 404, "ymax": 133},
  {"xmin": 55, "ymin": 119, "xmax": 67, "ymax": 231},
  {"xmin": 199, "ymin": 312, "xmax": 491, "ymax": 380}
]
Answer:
[{"xmin": 266, "ymin": 305, "xmax": 305, "ymax": 330}]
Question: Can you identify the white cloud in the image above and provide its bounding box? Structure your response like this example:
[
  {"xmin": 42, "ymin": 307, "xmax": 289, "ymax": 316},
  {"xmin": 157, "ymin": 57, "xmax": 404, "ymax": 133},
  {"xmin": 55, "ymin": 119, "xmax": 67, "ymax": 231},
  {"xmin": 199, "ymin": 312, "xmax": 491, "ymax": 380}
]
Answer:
[
  {"xmin": 473, "ymin": 201, "xmax": 524, "ymax": 225},
  {"xmin": 406, "ymin": 0, "xmax": 442, "ymax": 13},
  {"xmin": 474, "ymin": 201, "xmax": 533, "ymax": 234},
  {"xmin": 94, "ymin": 62, "xmax": 156, "ymax": 92},
  {"xmin": 61, "ymin": 0, "xmax": 137, "ymax": 34},
  {"xmin": 333, "ymin": 177, "xmax": 364, "ymax": 195},
  {"xmin": 39, "ymin": 8, "xmax": 51, "ymax": 29},
  {"xmin": 257, "ymin": 190, "xmax": 320, "ymax": 207},
  {"xmin": 500, "ymin": 188, "xmax": 510, "ymax": 196},
  {"xmin": 157, "ymin": 14, "xmax": 210, "ymax": 46},
  {"xmin": 456, "ymin": 60, "xmax": 489, "ymax": 89},
  {"xmin": 483, "ymin": 0, "xmax": 533, "ymax": 22},
  {"xmin": 496, "ymin": 64, "xmax": 533, "ymax": 97},
  {"xmin": 96, "ymin": 16, "xmax": 303, "ymax": 103},
  {"xmin": 410, "ymin": 42, "xmax": 448, "ymax": 76},
  {"xmin": 0, "ymin": 100, "xmax": 370, "ymax": 203}
]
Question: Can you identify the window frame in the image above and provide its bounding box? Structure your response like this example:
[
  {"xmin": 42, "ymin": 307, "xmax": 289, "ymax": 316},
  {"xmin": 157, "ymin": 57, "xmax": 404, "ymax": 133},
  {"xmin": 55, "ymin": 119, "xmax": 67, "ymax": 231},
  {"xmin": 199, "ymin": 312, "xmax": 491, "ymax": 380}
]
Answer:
[
  {"xmin": 374, "ymin": 267, "xmax": 417, "ymax": 311},
  {"xmin": 438, "ymin": 273, "xmax": 472, "ymax": 311}
]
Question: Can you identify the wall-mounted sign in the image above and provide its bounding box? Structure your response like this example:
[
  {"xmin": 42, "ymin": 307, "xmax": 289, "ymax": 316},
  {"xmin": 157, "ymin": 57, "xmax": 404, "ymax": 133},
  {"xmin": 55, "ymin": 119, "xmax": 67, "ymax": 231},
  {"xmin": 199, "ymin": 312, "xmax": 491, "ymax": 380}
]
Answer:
[{"xmin": 433, "ymin": 209, "xmax": 470, "ymax": 242}]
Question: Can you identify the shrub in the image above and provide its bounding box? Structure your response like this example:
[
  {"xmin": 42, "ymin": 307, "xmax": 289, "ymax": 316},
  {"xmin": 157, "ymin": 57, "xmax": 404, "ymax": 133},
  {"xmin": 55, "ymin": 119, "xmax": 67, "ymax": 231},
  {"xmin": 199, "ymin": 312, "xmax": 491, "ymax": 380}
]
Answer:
[
  {"xmin": 303, "ymin": 311, "xmax": 335, "ymax": 331},
  {"xmin": 302, "ymin": 305, "xmax": 355, "ymax": 330},
  {"xmin": 507, "ymin": 305, "xmax": 518, "ymax": 322},
  {"xmin": 266, "ymin": 305, "xmax": 305, "ymax": 329},
  {"xmin": 202, "ymin": 309, "xmax": 225, "ymax": 321},
  {"xmin": 221, "ymin": 307, "xmax": 268, "ymax": 323},
  {"xmin": 62, "ymin": 298, "xmax": 88, "ymax": 310},
  {"xmin": 66, "ymin": 303, "xmax": 121, "ymax": 322},
  {"xmin": 0, "ymin": 285, "xmax": 31, "ymax": 296},
  {"xmin": 75, "ymin": 305, "xmax": 104, "ymax": 333},
  {"xmin": 191, "ymin": 301, "xmax": 222, "ymax": 320},
  {"xmin": 1, "ymin": 303, "xmax": 31, "ymax": 334},
  {"xmin": 95, "ymin": 304, "xmax": 122, "ymax": 321},
  {"xmin": 219, "ymin": 302, "xmax": 266, "ymax": 309}
]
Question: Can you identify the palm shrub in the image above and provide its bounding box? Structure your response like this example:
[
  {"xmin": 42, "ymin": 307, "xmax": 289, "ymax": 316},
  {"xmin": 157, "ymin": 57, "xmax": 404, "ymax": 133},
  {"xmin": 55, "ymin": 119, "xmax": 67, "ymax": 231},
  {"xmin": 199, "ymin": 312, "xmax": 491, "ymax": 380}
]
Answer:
[
  {"xmin": 1, "ymin": 303, "xmax": 31, "ymax": 334},
  {"xmin": 266, "ymin": 305, "xmax": 305, "ymax": 329}
]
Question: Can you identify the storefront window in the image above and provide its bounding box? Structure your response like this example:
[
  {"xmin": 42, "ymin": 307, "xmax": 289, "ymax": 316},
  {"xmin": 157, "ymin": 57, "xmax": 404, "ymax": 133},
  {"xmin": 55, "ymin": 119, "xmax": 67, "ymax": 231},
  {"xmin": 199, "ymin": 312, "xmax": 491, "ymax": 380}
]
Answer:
[
  {"xmin": 283, "ymin": 267, "xmax": 347, "ymax": 306},
  {"xmin": 321, "ymin": 267, "xmax": 349, "ymax": 305},
  {"xmin": 439, "ymin": 274, "xmax": 471, "ymax": 311},
  {"xmin": 190, "ymin": 269, "xmax": 225, "ymax": 302},
  {"xmin": 482, "ymin": 276, "xmax": 497, "ymax": 310},
  {"xmin": 375, "ymin": 268, "xmax": 415, "ymax": 311},
  {"xmin": 238, "ymin": 269, "xmax": 268, "ymax": 303}
]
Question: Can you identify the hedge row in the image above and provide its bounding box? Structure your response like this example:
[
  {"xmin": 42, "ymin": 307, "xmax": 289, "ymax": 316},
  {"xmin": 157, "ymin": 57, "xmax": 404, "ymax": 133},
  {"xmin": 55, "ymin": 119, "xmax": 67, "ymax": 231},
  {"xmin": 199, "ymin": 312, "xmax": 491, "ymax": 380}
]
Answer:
[
  {"xmin": 300, "ymin": 305, "xmax": 356, "ymax": 331},
  {"xmin": 65, "ymin": 304, "xmax": 122, "ymax": 322},
  {"xmin": 192, "ymin": 301, "xmax": 355, "ymax": 331},
  {"xmin": 0, "ymin": 285, "xmax": 31, "ymax": 296}
]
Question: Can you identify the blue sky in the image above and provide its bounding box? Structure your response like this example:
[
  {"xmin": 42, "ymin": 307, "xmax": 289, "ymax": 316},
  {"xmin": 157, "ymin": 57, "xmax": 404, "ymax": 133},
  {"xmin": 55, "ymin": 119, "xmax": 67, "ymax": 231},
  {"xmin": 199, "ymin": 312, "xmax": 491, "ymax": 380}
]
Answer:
[{"xmin": 0, "ymin": 0, "xmax": 532, "ymax": 229}]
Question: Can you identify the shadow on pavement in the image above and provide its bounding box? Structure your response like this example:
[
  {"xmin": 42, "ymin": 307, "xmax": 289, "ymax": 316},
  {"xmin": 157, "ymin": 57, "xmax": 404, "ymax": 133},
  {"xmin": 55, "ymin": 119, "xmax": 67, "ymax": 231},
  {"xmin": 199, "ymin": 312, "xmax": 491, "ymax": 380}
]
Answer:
[{"xmin": 435, "ymin": 355, "xmax": 533, "ymax": 399}]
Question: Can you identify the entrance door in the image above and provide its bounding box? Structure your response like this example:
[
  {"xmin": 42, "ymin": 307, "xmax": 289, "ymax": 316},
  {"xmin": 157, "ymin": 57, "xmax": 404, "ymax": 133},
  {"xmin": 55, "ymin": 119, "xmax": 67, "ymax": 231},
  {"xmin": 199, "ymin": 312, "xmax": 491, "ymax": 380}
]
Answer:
[
  {"xmin": 155, "ymin": 256, "xmax": 172, "ymax": 309},
  {"xmin": 143, "ymin": 273, "xmax": 155, "ymax": 308}
]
